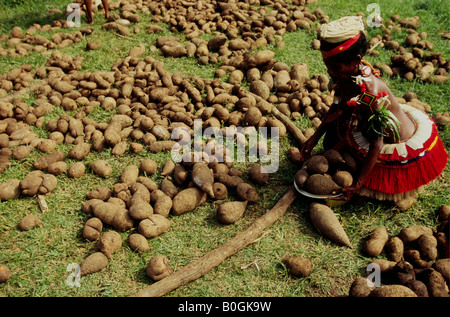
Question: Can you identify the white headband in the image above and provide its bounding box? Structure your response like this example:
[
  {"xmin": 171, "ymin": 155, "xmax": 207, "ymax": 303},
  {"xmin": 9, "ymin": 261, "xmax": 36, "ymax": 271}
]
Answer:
[{"xmin": 320, "ymin": 16, "xmax": 365, "ymax": 43}]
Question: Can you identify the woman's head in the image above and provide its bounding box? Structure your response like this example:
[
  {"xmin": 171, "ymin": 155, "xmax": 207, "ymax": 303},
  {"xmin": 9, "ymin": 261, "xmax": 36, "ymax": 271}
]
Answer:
[
  {"xmin": 318, "ymin": 16, "xmax": 368, "ymax": 82},
  {"xmin": 320, "ymin": 32, "xmax": 368, "ymax": 82}
]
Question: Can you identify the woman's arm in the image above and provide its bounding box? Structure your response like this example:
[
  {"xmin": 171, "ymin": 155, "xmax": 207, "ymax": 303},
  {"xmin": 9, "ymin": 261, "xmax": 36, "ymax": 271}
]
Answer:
[{"xmin": 334, "ymin": 137, "xmax": 383, "ymax": 200}]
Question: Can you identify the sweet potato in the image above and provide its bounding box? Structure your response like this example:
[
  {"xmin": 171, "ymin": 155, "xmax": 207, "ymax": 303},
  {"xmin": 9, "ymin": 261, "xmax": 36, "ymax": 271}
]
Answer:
[
  {"xmin": 191, "ymin": 162, "xmax": 215, "ymax": 197},
  {"xmin": 138, "ymin": 214, "xmax": 171, "ymax": 238},
  {"xmin": 309, "ymin": 202, "xmax": 352, "ymax": 248},
  {"xmin": 363, "ymin": 227, "xmax": 389, "ymax": 257},
  {"xmin": 89, "ymin": 160, "xmax": 113, "ymax": 178},
  {"xmin": 18, "ymin": 214, "xmax": 41, "ymax": 231},
  {"xmin": 216, "ymin": 200, "xmax": 248, "ymax": 224},
  {"xmin": 98, "ymin": 231, "xmax": 122, "ymax": 259},
  {"xmin": 146, "ymin": 256, "xmax": 173, "ymax": 281},
  {"xmin": 305, "ymin": 174, "xmax": 341, "ymax": 195},
  {"xmin": 80, "ymin": 252, "xmax": 108, "ymax": 276},
  {"xmin": 283, "ymin": 256, "xmax": 313, "ymax": 277},
  {"xmin": 128, "ymin": 233, "xmax": 150, "ymax": 253},
  {"xmin": 82, "ymin": 217, "xmax": 103, "ymax": 241},
  {"xmin": 172, "ymin": 187, "xmax": 207, "ymax": 216}
]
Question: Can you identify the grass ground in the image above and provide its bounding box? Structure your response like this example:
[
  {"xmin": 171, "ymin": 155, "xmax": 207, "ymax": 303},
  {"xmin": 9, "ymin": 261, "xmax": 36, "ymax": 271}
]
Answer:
[{"xmin": 0, "ymin": 0, "xmax": 449, "ymax": 298}]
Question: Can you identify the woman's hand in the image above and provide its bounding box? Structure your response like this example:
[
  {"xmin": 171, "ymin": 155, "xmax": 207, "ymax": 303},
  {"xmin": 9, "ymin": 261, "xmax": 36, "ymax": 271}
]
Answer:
[
  {"xmin": 299, "ymin": 138, "xmax": 316, "ymax": 162},
  {"xmin": 330, "ymin": 183, "xmax": 361, "ymax": 201}
]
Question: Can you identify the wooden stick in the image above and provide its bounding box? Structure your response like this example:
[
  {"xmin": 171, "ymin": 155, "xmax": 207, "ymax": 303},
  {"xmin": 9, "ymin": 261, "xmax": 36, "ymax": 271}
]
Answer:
[{"xmin": 132, "ymin": 186, "xmax": 297, "ymax": 297}]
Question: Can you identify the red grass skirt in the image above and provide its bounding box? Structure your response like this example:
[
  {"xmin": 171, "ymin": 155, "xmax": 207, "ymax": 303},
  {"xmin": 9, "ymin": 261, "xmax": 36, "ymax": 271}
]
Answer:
[{"xmin": 345, "ymin": 104, "xmax": 448, "ymax": 200}]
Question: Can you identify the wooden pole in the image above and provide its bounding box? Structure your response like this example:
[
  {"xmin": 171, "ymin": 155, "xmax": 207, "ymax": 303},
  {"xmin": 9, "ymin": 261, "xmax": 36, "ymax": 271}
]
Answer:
[{"xmin": 132, "ymin": 186, "xmax": 297, "ymax": 297}]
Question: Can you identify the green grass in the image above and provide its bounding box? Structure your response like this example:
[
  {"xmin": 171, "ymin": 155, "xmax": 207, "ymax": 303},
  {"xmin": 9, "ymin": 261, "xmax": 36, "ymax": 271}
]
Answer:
[{"xmin": 0, "ymin": 0, "xmax": 449, "ymax": 298}]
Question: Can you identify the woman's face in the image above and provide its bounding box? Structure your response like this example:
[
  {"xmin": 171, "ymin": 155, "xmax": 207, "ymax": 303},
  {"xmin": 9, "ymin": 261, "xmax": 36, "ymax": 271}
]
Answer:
[{"xmin": 323, "ymin": 57, "xmax": 361, "ymax": 84}]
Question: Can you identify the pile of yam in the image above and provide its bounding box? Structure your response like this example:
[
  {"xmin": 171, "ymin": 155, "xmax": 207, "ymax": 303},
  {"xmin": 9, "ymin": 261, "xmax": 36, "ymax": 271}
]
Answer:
[
  {"xmin": 349, "ymin": 205, "xmax": 450, "ymax": 297},
  {"xmin": 294, "ymin": 150, "xmax": 356, "ymax": 196}
]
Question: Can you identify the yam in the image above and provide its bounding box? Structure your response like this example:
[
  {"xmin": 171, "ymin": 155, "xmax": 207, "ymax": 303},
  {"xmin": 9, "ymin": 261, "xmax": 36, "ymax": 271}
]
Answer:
[
  {"xmin": 146, "ymin": 256, "xmax": 173, "ymax": 281},
  {"xmin": 283, "ymin": 256, "xmax": 313, "ymax": 277},
  {"xmin": 33, "ymin": 151, "xmax": 64, "ymax": 170},
  {"xmin": 80, "ymin": 252, "xmax": 108, "ymax": 276},
  {"xmin": 138, "ymin": 214, "xmax": 171, "ymax": 238},
  {"xmin": 89, "ymin": 160, "xmax": 113, "ymax": 178},
  {"xmin": 332, "ymin": 171, "xmax": 353, "ymax": 188},
  {"xmin": 309, "ymin": 202, "xmax": 352, "ymax": 248},
  {"xmin": 68, "ymin": 162, "xmax": 85, "ymax": 178},
  {"xmin": 248, "ymin": 165, "xmax": 269, "ymax": 184},
  {"xmin": 294, "ymin": 169, "xmax": 309, "ymax": 189},
  {"xmin": 153, "ymin": 194, "xmax": 172, "ymax": 217},
  {"xmin": 212, "ymin": 182, "xmax": 227, "ymax": 200},
  {"xmin": 160, "ymin": 178, "xmax": 178, "ymax": 199},
  {"xmin": 236, "ymin": 182, "xmax": 259, "ymax": 203},
  {"xmin": 129, "ymin": 201, "xmax": 153, "ymax": 221},
  {"xmin": 305, "ymin": 174, "xmax": 341, "ymax": 195},
  {"xmin": 0, "ymin": 179, "xmax": 21, "ymax": 201},
  {"xmin": 363, "ymin": 227, "xmax": 389, "ymax": 257},
  {"xmin": 216, "ymin": 200, "xmax": 248, "ymax": 225},
  {"xmin": 47, "ymin": 161, "xmax": 68, "ymax": 175},
  {"xmin": 98, "ymin": 231, "xmax": 122, "ymax": 258},
  {"xmin": 139, "ymin": 159, "xmax": 158, "ymax": 175},
  {"xmin": 349, "ymin": 276, "xmax": 373, "ymax": 297},
  {"xmin": 120, "ymin": 165, "xmax": 139, "ymax": 186},
  {"xmin": 191, "ymin": 162, "xmax": 214, "ymax": 197},
  {"xmin": 305, "ymin": 155, "xmax": 328, "ymax": 174},
  {"xmin": 82, "ymin": 217, "xmax": 103, "ymax": 241},
  {"xmin": 172, "ymin": 187, "xmax": 207, "ymax": 216},
  {"xmin": 386, "ymin": 237, "xmax": 404, "ymax": 262},
  {"xmin": 369, "ymin": 285, "xmax": 417, "ymax": 297},
  {"xmin": 69, "ymin": 142, "xmax": 91, "ymax": 160},
  {"xmin": 398, "ymin": 225, "xmax": 433, "ymax": 244},
  {"xmin": 128, "ymin": 233, "xmax": 150, "ymax": 253},
  {"xmin": 417, "ymin": 234, "xmax": 438, "ymax": 261},
  {"xmin": 18, "ymin": 214, "xmax": 41, "ymax": 231},
  {"xmin": 0, "ymin": 264, "xmax": 12, "ymax": 283}
]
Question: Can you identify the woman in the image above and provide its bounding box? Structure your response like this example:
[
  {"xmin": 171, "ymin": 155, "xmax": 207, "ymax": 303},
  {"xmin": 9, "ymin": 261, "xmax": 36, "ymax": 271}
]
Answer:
[{"xmin": 299, "ymin": 16, "xmax": 448, "ymax": 208}]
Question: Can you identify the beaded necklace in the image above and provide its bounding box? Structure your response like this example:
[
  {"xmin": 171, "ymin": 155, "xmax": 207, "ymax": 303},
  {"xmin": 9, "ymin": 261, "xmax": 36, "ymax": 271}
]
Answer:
[{"xmin": 336, "ymin": 59, "xmax": 400, "ymax": 142}]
